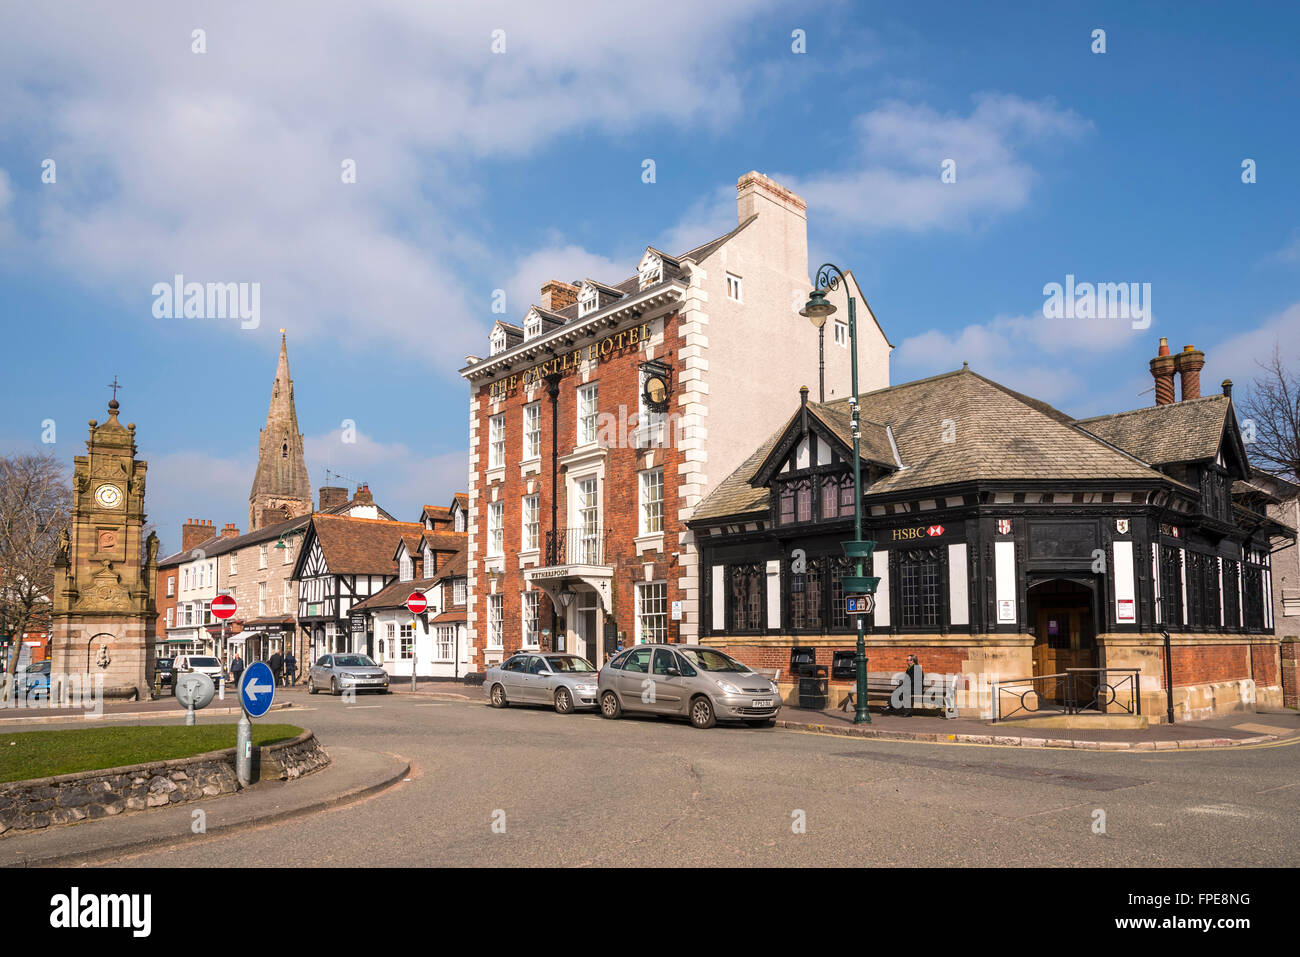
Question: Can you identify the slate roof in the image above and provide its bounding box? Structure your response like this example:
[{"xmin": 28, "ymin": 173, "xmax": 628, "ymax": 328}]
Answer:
[
  {"xmin": 349, "ymin": 575, "xmax": 439, "ymax": 613},
  {"xmin": 1073, "ymin": 395, "xmax": 1232, "ymax": 465},
  {"xmin": 693, "ymin": 368, "xmax": 1181, "ymax": 522},
  {"xmin": 310, "ymin": 515, "xmax": 425, "ymax": 576}
]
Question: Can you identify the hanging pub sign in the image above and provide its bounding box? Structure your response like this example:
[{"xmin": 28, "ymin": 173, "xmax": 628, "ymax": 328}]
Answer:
[
  {"xmin": 350, "ymin": 613, "xmax": 367, "ymax": 635},
  {"xmin": 640, "ymin": 359, "xmax": 673, "ymax": 414}
]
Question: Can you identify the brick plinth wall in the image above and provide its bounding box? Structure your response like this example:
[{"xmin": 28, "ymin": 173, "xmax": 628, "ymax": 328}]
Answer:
[{"xmin": 1282, "ymin": 636, "xmax": 1299, "ymax": 709}]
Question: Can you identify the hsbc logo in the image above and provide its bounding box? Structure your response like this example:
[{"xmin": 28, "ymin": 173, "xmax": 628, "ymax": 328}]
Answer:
[{"xmin": 926, "ymin": 525, "xmax": 945, "ymax": 537}]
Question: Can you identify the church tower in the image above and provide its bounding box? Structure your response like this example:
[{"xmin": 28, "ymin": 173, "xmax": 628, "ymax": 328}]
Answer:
[
  {"xmin": 50, "ymin": 393, "xmax": 158, "ymax": 702},
  {"xmin": 249, "ymin": 331, "xmax": 312, "ymax": 530}
]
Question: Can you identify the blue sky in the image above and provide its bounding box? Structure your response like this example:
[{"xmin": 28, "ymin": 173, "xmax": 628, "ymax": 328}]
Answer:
[{"xmin": 1, "ymin": 1, "xmax": 1297, "ymax": 554}]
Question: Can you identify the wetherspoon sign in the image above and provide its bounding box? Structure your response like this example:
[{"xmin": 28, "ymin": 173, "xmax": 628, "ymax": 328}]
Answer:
[{"xmin": 488, "ymin": 322, "xmax": 653, "ymax": 399}]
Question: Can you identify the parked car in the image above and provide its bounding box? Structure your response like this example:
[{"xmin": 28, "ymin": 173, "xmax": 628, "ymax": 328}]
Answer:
[
  {"xmin": 597, "ymin": 644, "xmax": 781, "ymax": 729},
  {"xmin": 154, "ymin": 656, "xmax": 175, "ymax": 689},
  {"xmin": 485, "ymin": 653, "xmax": 600, "ymax": 714},
  {"xmin": 21, "ymin": 660, "xmax": 51, "ymax": 700},
  {"xmin": 171, "ymin": 655, "xmax": 227, "ymax": 687},
  {"xmin": 308, "ymin": 653, "xmax": 391, "ymax": 695}
]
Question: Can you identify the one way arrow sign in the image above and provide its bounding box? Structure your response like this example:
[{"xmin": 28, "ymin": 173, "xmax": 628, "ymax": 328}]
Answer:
[{"xmin": 239, "ymin": 661, "xmax": 276, "ymax": 718}]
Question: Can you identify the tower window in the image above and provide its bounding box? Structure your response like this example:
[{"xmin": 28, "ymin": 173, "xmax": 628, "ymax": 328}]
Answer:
[{"xmin": 282, "ymin": 442, "xmax": 288, "ymax": 458}]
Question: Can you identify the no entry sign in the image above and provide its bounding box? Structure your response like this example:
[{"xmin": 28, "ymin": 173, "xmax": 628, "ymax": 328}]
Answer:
[
  {"xmin": 212, "ymin": 594, "xmax": 237, "ymax": 620},
  {"xmin": 406, "ymin": 592, "xmax": 428, "ymax": 615}
]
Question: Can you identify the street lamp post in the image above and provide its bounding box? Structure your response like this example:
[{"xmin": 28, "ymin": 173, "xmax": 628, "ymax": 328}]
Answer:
[{"xmin": 802, "ymin": 264, "xmax": 877, "ymax": 724}]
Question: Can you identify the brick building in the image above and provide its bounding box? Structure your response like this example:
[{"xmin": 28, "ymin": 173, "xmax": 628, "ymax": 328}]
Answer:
[
  {"xmin": 691, "ymin": 339, "xmax": 1296, "ymax": 721},
  {"xmin": 459, "ymin": 171, "xmax": 891, "ymax": 667}
]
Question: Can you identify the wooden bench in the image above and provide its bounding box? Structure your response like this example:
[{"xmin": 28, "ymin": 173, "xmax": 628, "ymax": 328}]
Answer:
[{"xmin": 841, "ymin": 671, "xmax": 959, "ymax": 719}]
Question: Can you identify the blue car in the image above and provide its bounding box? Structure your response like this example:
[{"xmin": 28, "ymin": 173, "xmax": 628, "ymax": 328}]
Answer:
[{"xmin": 22, "ymin": 660, "xmax": 51, "ymax": 700}]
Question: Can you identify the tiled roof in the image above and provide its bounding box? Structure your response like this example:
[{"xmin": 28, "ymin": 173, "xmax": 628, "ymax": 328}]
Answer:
[
  {"xmin": 805, "ymin": 402, "xmax": 898, "ymax": 468},
  {"xmin": 692, "ymin": 368, "xmax": 1178, "ymax": 522},
  {"xmin": 350, "ymin": 575, "xmax": 438, "ymax": 613},
  {"xmin": 311, "ymin": 514, "xmax": 425, "ymax": 576},
  {"xmin": 431, "ymin": 608, "xmax": 466, "ymax": 624},
  {"xmin": 1074, "ymin": 395, "xmax": 1231, "ymax": 465}
]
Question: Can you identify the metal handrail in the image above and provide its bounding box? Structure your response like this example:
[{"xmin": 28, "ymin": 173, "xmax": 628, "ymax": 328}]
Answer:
[
  {"xmin": 991, "ymin": 674, "xmax": 1067, "ymax": 722},
  {"xmin": 992, "ymin": 667, "xmax": 1142, "ymax": 721},
  {"xmin": 544, "ymin": 526, "xmax": 610, "ymax": 567}
]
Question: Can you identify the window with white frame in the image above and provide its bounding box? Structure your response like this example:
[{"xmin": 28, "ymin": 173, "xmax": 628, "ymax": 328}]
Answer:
[
  {"xmin": 259, "ymin": 545, "xmax": 268, "ymax": 569},
  {"xmin": 283, "ymin": 579, "xmax": 292, "ymax": 612},
  {"xmin": 487, "ymin": 501, "xmax": 504, "ymax": 557},
  {"xmin": 522, "ymin": 495, "xmax": 540, "ymax": 552},
  {"xmin": 258, "ymin": 582, "xmax": 266, "ymax": 616},
  {"xmin": 488, "ymin": 594, "xmax": 503, "ymax": 647},
  {"xmin": 524, "ymin": 312, "xmax": 542, "ymax": 340},
  {"xmin": 640, "ymin": 468, "xmax": 664, "ymax": 535},
  {"xmin": 424, "ymin": 546, "xmax": 434, "ymax": 576},
  {"xmin": 834, "ymin": 320, "xmax": 847, "ymax": 347},
  {"xmin": 577, "ymin": 384, "xmax": 599, "ymax": 446},
  {"xmin": 400, "ymin": 551, "xmax": 413, "ymax": 581},
  {"xmin": 453, "ymin": 578, "xmax": 466, "ymax": 605},
  {"xmin": 229, "ymin": 553, "xmax": 238, "ymax": 575},
  {"xmin": 489, "ymin": 414, "xmax": 505, "ymax": 469},
  {"xmin": 578, "ymin": 283, "xmax": 598, "ymax": 316},
  {"xmin": 637, "ymin": 582, "xmax": 668, "ymax": 644},
  {"xmin": 283, "ymin": 540, "xmax": 293, "ymax": 564},
  {"xmin": 400, "ymin": 622, "xmax": 414, "ymax": 659},
  {"xmin": 490, "ymin": 329, "xmax": 506, "ymax": 355},
  {"xmin": 454, "ymin": 509, "xmax": 465, "ymax": 532},
  {"xmin": 167, "ymin": 576, "xmax": 175, "ymax": 597},
  {"xmin": 726, "ymin": 272, "xmax": 742, "ymax": 302},
  {"xmin": 576, "ymin": 476, "xmax": 601, "ymax": 564},
  {"xmin": 384, "ymin": 621, "xmax": 395, "ymax": 661},
  {"xmin": 165, "ymin": 608, "xmax": 174, "ymax": 628},
  {"xmin": 522, "ymin": 591, "xmax": 539, "ymax": 647},
  {"xmin": 436, "ymin": 626, "xmax": 454, "ymax": 660},
  {"xmin": 523, "ymin": 403, "xmax": 541, "ymax": 460}
]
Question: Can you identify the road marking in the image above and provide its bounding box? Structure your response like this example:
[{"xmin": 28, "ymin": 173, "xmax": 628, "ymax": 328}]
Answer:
[
  {"xmin": 413, "ymin": 703, "xmax": 447, "ymax": 708},
  {"xmin": 346, "ymin": 705, "xmax": 382, "ymax": 710},
  {"xmin": 1255, "ymin": 780, "xmax": 1300, "ymax": 794}
]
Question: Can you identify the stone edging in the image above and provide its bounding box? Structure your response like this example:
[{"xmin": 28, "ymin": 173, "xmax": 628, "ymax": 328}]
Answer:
[
  {"xmin": 0, "ymin": 730, "xmax": 329, "ymax": 835},
  {"xmin": 775, "ymin": 719, "xmax": 1283, "ymax": 750}
]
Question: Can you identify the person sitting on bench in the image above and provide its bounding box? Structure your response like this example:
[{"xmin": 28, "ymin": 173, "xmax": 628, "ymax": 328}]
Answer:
[{"xmin": 894, "ymin": 653, "xmax": 921, "ymax": 717}]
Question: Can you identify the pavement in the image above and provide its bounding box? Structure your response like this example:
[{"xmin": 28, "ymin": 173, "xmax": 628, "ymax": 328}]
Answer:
[
  {"xmin": 778, "ymin": 704, "xmax": 1300, "ymax": 749},
  {"xmin": 0, "ymin": 744, "xmax": 409, "ymax": 867},
  {"xmin": 0, "ymin": 696, "xmax": 295, "ymax": 726}
]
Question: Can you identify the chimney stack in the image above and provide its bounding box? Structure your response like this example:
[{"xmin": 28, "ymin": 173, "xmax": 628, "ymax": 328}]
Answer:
[
  {"xmin": 1174, "ymin": 344, "xmax": 1206, "ymax": 401},
  {"xmin": 319, "ymin": 486, "xmax": 348, "ymax": 511},
  {"xmin": 220, "ymin": 522, "xmax": 241, "ymax": 540},
  {"xmin": 540, "ymin": 280, "xmax": 579, "ymax": 313},
  {"xmin": 1222, "ymin": 379, "xmax": 1233, "ymax": 399},
  {"xmin": 1149, "ymin": 337, "xmax": 1176, "ymax": 406},
  {"xmin": 354, "ymin": 484, "xmax": 374, "ymax": 505},
  {"xmin": 181, "ymin": 519, "xmax": 213, "ymax": 553}
]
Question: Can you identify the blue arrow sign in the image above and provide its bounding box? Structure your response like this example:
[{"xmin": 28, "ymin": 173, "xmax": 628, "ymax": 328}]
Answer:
[{"xmin": 240, "ymin": 661, "xmax": 275, "ymax": 718}]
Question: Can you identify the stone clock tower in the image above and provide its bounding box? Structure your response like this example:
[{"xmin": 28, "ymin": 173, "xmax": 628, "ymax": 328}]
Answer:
[{"xmin": 49, "ymin": 397, "xmax": 158, "ymax": 702}]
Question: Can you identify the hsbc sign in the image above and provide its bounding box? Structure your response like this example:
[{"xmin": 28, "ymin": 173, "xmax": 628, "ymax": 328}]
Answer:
[{"xmin": 890, "ymin": 524, "xmax": 949, "ymax": 542}]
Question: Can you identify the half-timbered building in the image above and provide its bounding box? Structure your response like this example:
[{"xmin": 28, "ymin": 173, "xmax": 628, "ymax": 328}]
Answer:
[{"xmin": 690, "ymin": 340, "xmax": 1296, "ymax": 720}]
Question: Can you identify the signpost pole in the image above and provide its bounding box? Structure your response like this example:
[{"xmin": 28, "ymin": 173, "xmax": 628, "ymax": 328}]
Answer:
[{"xmin": 236, "ymin": 710, "xmax": 253, "ymax": 786}]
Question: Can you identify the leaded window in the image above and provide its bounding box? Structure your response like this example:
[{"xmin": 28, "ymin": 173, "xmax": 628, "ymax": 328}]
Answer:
[
  {"xmin": 1159, "ymin": 546, "xmax": 1183, "ymax": 627},
  {"xmin": 1222, "ymin": 559, "xmax": 1240, "ymax": 630},
  {"xmin": 790, "ymin": 557, "xmax": 825, "ymax": 631},
  {"xmin": 897, "ymin": 548, "xmax": 941, "ymax": 629},
  {"xmin": 1243, "ymin": 562, "xmax": 1265, "ymax": 631},
  {"xmin": 728, "ymin": 563, "xmax": 765, "ymax": 632}
]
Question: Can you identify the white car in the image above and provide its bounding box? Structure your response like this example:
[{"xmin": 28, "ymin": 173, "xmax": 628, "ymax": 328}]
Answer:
[{"xmin": 172, "ymin": 655, "xmax": 227, "ymax": 687}]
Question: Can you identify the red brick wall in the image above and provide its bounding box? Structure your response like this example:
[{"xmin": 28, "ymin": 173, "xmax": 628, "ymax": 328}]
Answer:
[
  {"xmin": 469, "ymin": 312, "xmax": 684, "ymax": 665},
  {"xmin": 1170, "ymin": 643, "xmax": 1249, "ymax": 686},
  {"xmin": 155, "ymin": 568, "xmax": 179, "ymax": 641},
  {"xmin": 1250, "ymin": 642, "xmax": 1279, "ymax": 687},
  {"xmin": 712, "ymin": 642, "xmax": 970, "ymax": 682}
]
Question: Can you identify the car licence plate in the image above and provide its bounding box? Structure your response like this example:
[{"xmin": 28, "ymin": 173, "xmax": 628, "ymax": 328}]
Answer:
[{"xmin": 752, "ymin": 698, "xmax": 772, "ymax": 708}]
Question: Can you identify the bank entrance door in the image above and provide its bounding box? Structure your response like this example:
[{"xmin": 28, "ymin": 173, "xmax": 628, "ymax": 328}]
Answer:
[{"xmin": 1028, "ymin": 578, "xmax": 1098, "ymax": 705}]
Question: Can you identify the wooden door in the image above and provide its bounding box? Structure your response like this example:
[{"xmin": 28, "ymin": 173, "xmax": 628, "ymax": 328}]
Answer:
[{"xmin": 1033, "ymin": 606, "xmax": 1098, "ymax": 705}]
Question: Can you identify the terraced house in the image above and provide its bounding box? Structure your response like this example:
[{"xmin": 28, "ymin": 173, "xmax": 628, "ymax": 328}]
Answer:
[{"xmin": 691, "ymin": 339, "xmax": 1295, "ymax": 721}]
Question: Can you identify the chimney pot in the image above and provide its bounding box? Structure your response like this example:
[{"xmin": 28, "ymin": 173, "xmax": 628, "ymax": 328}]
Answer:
[
  {"xmin": 1149, "ymin": 338, "xmax": 1177, "ymax": 406},
  {"xmin": 1222, "ymin": 379, "xmax": 1233, "ymax": 398},
  {"xmin": 1173, "ymin": 345, "xmax": 1206, "ymax": 401}
]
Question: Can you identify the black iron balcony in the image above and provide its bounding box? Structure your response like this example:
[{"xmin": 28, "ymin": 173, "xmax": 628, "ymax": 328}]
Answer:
[{"xmin": 545, "ymin": 526, "xmax": 610, "ymax": 566}]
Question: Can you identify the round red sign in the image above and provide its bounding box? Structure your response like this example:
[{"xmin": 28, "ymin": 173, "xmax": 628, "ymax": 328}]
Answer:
[
  {"xmin": 406, "ymin": 592, "xmax": 428, "ymax": 615},
  {"xmin": 212, "ymin": 594, "xmax": 237, "ymax": 620}
]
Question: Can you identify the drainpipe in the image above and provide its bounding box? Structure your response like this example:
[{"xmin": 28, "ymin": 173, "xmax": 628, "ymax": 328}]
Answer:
[
  {"xmin": 1161, "ymin": 628, "xmax": 1175, "ymax": 724},
  {"xmin": 547, "ymin": 372, "xmax": 562, "ymax": 651}
]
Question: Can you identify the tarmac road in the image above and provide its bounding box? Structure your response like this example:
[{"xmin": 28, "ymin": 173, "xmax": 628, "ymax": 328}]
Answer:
[{"xmin": 68, "ymin": 690, "xmax": 1300, "ymax": 867}]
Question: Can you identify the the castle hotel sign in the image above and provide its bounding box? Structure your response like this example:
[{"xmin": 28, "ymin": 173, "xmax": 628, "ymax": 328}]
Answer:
[{"xmin": 487, "ymin": 322, "xmax": 653, "ymax": 399}]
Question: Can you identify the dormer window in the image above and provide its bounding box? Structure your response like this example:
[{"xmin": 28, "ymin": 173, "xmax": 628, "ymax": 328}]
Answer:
[
  {"xmin": 524, "ymin": 311, "xmax": 542, "ymax": 340},
  {"xmin": 490, "ymin": 329, "xmax": 507, "ymax": 355},
  {"xmin": 638, "ymin": 251, "xmax": 663, "ymax": 290},
  {"xmin": 400, "ymin": 551, "xmax": 413, "ymax": 582},
  {"xmin": 424, "ymin": 546, "xmax": 434, "ymax": 575},
  {"xmin": 578, "ymin": 283, "xmax": 599, "ymax": 317}
]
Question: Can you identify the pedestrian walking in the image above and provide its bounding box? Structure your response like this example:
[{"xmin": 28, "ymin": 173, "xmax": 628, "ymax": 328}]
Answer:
[
  {"xmin": 284, "ymin": 651, "xmax": 297, "ymax": 686},
  {"xmin": 230, "ymin": 652, "xmax": 245, "ymax": 689},
  {"xmin": 268, "ymin": 650, "xmax": 283, "ymax": 687}
]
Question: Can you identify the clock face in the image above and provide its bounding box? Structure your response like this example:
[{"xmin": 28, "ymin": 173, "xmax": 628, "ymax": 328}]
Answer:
[{"xmin": 95, "ymin": 484, "xmax": 124, "ymax": 510}]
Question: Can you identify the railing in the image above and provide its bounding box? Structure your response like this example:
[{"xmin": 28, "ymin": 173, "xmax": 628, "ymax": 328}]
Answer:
[
  {"xmin": 992, "ymin": 668, "xmax": 1141, "ymax": 722},
  {"xmin": 544, "ymin": 527, "xmax": 610, "ymax": 567}
]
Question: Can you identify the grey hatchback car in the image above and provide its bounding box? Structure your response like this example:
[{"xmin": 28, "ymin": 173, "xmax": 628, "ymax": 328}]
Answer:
[
  {"xmin": 308, "ymin": 653, "xmax": 391, "ymax": 695},
  {"xmin": 597, "ymin": 644, "xmax": 781, "ymax": 728},
  {"xmin": 485, "ymin": 653, "xmax": 600, "ymax": 714}
]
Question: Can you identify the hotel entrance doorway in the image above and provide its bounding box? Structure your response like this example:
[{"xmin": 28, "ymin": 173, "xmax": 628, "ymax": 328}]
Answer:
[{"xmin": 1027, "ymin": 577, "xmax": 1098, "ymax": 705}]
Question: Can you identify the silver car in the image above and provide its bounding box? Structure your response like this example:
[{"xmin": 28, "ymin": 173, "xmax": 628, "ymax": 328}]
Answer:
[
  {"xmin": 308, "ymin": 653, "xmax": 391, "ymax": 695},
  {"xmin": 597, "ymin": 644, "xmax": 781, "ymax": 729},
  {"xmin": 485, "ymin": 653, "xmax": 600, "ymax": 714}
]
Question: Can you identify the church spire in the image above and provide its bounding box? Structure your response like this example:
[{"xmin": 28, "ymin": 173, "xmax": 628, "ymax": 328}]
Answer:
[{"xmin": 249, "ymin": 330, "xmax": 313, "ymax": 531}]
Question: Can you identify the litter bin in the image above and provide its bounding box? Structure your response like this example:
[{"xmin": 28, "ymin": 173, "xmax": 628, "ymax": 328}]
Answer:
[{"xmin": 798, "ymin": 664, "xmax": 829, "ymax": 710}]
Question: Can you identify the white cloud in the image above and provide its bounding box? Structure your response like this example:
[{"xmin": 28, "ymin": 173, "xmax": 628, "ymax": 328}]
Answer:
[
  {"xmin": 791, "ymin": 93, "xmax": 1091, "ymax": 232},
  {"xmin": 1204, "ymin": 301, "xmax": 1300, "ymax": 392},
  {"xmin": 0, "ymin": 1, "xmax": 779, "ymax": 366},
  {"xmin": 305, "ymin": 425, "xmax": 465, "ymax": 517},
  {"xmin": 502, "ymin": 244, "xmax": 627, "ymax": 321}
]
